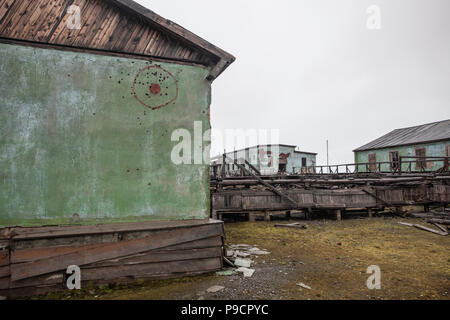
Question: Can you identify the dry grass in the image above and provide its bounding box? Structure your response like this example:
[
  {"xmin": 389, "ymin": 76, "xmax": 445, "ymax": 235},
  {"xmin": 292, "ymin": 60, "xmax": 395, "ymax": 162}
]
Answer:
[{"xmin": 225, "ymin": 217, "xmax": 450, "ymax": 299}]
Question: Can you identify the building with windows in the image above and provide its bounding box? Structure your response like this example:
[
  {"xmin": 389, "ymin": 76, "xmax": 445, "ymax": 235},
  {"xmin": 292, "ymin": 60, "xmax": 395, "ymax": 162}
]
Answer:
[
  {"xmin": 211, "ymin": 144, "xmax": 317, "ymax": 175},
  {"xmin": 353, "ymin": 119, "xmax": 450, "ymax": 172}
]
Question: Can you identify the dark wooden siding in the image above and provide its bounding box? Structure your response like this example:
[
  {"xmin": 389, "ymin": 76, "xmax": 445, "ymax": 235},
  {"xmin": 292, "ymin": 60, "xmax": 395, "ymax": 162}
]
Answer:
[{"xmin": 0, "ymin": 0, "xmax": 219, "ymax": 65}]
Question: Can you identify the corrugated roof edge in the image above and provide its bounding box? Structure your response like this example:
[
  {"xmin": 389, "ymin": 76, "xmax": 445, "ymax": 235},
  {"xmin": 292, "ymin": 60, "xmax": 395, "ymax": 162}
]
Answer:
[
  {"xmin": 109, "ymin": 0, "xmax": 235, "ymax": 80},
  {"xmin": 353, "ymin": 119, "xmax": 450, "ymax": 152}
]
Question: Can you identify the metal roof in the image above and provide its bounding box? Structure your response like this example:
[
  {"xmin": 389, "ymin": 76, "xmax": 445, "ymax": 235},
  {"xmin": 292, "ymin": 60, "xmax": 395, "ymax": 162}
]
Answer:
[{"xmin": 354, "ymin": 119, "xmax": 450, "ymax": 152}]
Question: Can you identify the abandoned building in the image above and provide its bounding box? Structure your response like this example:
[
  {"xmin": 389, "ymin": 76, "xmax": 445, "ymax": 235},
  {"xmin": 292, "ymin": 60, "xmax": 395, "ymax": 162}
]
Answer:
[
  {"xmin": 353, "ymin": 119, "xmax": 450, "ymax": 173},
  {"xmin": 211, "ymin": 144, "xmax": 317, "ymax": 176},
  {"xmin": 0, "ymin": 0, "xmax": 234, "ymax": 297}
]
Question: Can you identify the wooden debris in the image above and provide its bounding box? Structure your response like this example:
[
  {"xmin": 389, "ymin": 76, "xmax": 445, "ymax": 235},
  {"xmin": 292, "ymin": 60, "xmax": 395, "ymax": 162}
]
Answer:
[
  {"xmin": 275, "ymin": 223, "xmax": 307, "ymax": 229},
  {"xmin": 427, "ymin": 219, "xmax": 450, "ymax": 225},
  {"xmin": 398, "ymin": 222, "xmax": 448, "ymax": 236}
]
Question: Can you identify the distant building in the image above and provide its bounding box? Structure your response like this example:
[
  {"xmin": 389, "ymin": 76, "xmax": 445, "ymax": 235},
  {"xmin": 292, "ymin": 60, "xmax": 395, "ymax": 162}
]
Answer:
[
  {"xmin": 211, "ymin": 144, "xmax": 317, "ymax": 175},
  {"xmin": 353, "ymin": 119, "xmax": 450, "ymax": 172}
]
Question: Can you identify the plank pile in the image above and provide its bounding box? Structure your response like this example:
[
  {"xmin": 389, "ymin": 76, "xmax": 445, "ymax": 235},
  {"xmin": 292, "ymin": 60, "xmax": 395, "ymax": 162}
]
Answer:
[{"xmin": 0, "ymin": 219, "xmax": 225, "ymax": 298}]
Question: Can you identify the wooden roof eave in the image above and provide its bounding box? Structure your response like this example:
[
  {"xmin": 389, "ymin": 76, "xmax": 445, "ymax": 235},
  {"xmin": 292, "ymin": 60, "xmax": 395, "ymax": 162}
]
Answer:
[{"xmin": 108, "ymin": 0, "xmax": 235, "ymax": 80}]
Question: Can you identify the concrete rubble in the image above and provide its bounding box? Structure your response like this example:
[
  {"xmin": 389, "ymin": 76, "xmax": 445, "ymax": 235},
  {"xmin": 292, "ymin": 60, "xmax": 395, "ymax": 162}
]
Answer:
[
  {"xmin": 221, "ymin": 243, "xmax": 272, "ymax": 278},
  {"xmin": 236, "ymin": 267, "xmax": 255, "ymax": 278}
]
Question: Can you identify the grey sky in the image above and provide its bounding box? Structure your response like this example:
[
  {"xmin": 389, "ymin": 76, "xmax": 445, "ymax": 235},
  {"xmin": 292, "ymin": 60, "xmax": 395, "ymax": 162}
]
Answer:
[{"xmin": 136, "ymin": 0, "xmax": 450, "ymax": 165}]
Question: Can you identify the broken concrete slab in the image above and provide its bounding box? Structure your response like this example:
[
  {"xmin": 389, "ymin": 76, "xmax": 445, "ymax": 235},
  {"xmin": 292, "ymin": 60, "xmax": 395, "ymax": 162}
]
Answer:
[
  {"xmin": 234, "ymin": 258, "xmax": 252, "ymax": 268},
  {"xmin": 236, "ymin": 267, "xmax": 255, "ymax": 278},
  {"xmin": 235, "ymin": 251, "xmax": 251, "ymax": 258},
  {"xmin": 226, "ymin": 249, "xmax": 235, "ymax": 257},
  {"xmin": 249, "ymin": 248, "xmax": 270, "ymax": 255},
  {"xmin": 207, "ymin": 285, "xmax": 225, "ymax": 293}
]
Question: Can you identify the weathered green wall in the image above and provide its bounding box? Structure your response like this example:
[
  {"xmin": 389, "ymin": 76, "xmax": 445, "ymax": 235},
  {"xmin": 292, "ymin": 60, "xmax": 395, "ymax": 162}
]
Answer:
[
  {"xmin": 354, "ymin": 140, "xmax": 449, "ymax": 172},
  {"xmin": 0, "ymin": 43, "xmax": 212, "ymax": 227}
]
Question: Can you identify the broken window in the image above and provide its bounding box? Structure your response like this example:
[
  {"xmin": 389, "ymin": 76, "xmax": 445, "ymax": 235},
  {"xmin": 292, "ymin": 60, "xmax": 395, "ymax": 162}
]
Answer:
[
  {"xmin": 415, "ymin": 148, "xmax": 426, "ymax": 170},
  {"xmin": 390, "ymin": 151, "xmax": 399, "ymax": 172}
]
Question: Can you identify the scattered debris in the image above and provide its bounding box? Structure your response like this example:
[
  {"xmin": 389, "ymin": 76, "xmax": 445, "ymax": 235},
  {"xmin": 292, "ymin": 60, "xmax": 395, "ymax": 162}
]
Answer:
[
  {"xmin": 297, "ymin": 282, "xmax": 312, "ymax": 290},
  {"xmin": 216, "ymin": 270, "xmax": 234, "ymax": 276},
  {"xmin": 275, "ymin": 223, "xmax": 307, "ymax": 229},
  {"xmin": 234, "ymin": 258, "xmax": 252, "ymax": 268},
  {"xmin": 207, "ymin": 285, "xmax": 225, "ymax": 293},
  {"xmin": 235, "ymin": 251, "xmax": 251, "ymax": 258},
  {"xmin": 236, "ymin": 267, "xmax": 255, "ymax": 278},
  {"xmin": 226, "ymin": 249, "xmax": 235, "ymax": 257},
  {"xmin": 430, "ymin": 222, "xmax": 448, "ymax": 233},
  {"xmin": 223, "ymin": 257, "xmax": 235, "ymax": 267},
  {"xmin": 249, "ymin": 248, "xmax": 270, "ymax": 255},
  {"xmin": 427, "ymin": 218, "xmax": 450, "ymax": 226},
  {"xmin": 398, "ymin": 222, "xmax": 448, "ymax": 236}
]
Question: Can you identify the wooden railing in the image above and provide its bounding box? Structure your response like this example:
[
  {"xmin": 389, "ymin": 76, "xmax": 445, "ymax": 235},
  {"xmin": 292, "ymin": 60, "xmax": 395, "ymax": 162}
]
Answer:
[{"xmin": 210, "ymin": 155, "xmax": 450, "ymax": 178}]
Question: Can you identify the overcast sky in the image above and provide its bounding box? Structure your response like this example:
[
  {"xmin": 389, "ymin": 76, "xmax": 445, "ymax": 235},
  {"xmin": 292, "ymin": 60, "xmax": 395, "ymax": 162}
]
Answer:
[{"xmin": 136, "ymin": 0, "xmax": 450, "ymax": 165}]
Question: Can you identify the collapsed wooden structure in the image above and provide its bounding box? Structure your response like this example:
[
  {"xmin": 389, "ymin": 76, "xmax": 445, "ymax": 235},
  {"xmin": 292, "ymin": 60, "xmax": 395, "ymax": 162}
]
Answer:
[{"xmin": 211, "ymin": 155, "xmax": 450, "ymax": 221}]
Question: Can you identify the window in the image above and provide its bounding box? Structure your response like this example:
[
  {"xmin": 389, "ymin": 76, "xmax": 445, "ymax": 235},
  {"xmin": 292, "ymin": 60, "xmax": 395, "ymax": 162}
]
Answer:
[
  {"xmin": 389, "ymin": 151, "xmax": 399, "ymax": 172},
  {"xmin": 301, "ymin": 157, "xmax": 307, "ymax": 168},
  {"xmin": 368, "ymin": 153, "xmax": 377, "ymax": 172},
  {"xmin": 415, "ymin": 148, "xmax": 426, "ymax": 170}
]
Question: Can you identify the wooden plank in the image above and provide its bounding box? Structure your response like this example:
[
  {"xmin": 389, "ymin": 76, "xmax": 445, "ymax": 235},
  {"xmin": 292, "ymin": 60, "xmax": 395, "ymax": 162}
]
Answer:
[
  {"xmin": 10, "ymin": 257, "xmax": 221, "ymax": 289},
  {"xmin": 86, "ymin": 247, "xmax": 222, "ymax": 268},
  {"xmin": 0, "ymin": 276, "xmax": 9, "ymax": 289},
  {"xmin": 0, "ymin": 0, "xmax": 16, "ymax": 24},
  {"xmin": 413, "ymin": 224, "xmax": 448, "ymax": 236},
  {"xmin": 0, "ymin": 265, "xmax": 10, "ymax": 277},
  {"xmin": 11, "ymin": 223, "xmax": 223, "ymax": 281},
  {"xmin": 82, "ymin": 257, "xmax": 222, "ymax": 281},
  {"xmin": 11, "ymin": 218, "xmax": 215, "ymax": 240},
  {"xmin": 11, "ymin": 235, "xmax": 223, "ymax": 264},
  {"xmin": 427, "ymin": 219, "xmax": 450, "ymax": 226},
  {"xmin": 0, "ymin": 250, "xmax": 9, "ymax": 267}
]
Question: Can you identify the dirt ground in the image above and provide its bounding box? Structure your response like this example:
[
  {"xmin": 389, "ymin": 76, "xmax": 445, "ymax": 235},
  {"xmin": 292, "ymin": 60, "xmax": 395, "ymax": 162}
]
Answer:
[{"xmin": 32, "ymin": 217, "xmax": 449, "ymax": 300}]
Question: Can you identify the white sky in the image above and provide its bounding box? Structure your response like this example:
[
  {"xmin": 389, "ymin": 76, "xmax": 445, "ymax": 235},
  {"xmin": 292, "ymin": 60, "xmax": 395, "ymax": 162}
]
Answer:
[{"xmin": 136, "ymin": 0, "xmax": 450, "ymax": 165}]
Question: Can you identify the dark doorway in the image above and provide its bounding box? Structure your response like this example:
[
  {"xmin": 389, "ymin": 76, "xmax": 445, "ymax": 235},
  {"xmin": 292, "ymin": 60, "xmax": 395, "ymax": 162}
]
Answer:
[
  {"xmin": 415, "ymin": 148, "xmax": 426, "ymax": 170},
  {"xmin": 390, "ymin": 151, "xmax": 399, "ymax": 172},
  {"xmin": 301, "ymin": 157, "xmax": 307, "ymax": 167}
]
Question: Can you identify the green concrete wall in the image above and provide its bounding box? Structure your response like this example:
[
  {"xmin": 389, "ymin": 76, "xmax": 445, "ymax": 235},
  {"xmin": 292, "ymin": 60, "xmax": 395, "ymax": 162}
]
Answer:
[
  {"xmin": 0, "ymin": 43, "xmax": 212, "ymax": 227},
  {"xmin": 354, "ymin": 140, "xmax": 450, "ymax": 172}
]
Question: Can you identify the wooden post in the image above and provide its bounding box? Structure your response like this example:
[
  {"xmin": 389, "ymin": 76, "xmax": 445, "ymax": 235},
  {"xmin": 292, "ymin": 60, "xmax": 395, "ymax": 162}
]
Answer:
[
  {"xmin": 264, "ymin": 211, "xmax": 271, "ymax": 222},
  {"xmin": 306, "ymin": 208, "xmax": 312, "ymax": 220},
  {"xmin": 286, "ymin": 210, "xmax": 291, "ymax": 220},
  {"xmin": 335, "ymin": 210, "xmax": 342, "ymax": 221},
  {"xmin": 248, "ymin": 212, "xmax": 256, "ymax": 222},
  {"xmin": 368, "ymin": 208, "xmax": 373, "ymax": 218},
  {"xmin": 212, "ymin": 210, "xmax": 218, "ymax": 220}
]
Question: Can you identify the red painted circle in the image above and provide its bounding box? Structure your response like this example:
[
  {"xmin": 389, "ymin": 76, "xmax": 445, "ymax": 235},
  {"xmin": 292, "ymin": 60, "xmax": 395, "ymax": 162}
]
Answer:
[{"xmin": 149, "ymin": 83, "xmax": 161, "ymax": 95}]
